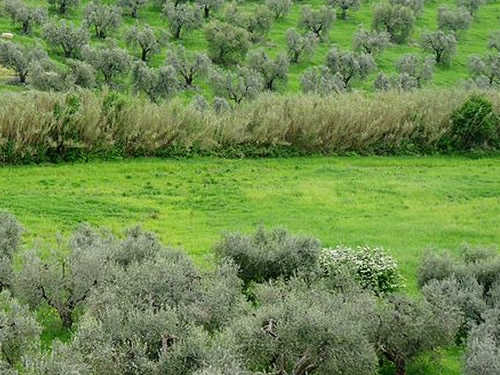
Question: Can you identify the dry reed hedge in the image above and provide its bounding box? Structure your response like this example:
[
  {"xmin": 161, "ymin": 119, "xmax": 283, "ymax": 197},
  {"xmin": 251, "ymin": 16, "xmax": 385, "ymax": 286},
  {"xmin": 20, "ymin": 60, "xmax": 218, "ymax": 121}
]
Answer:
[{"xmin": 0, "ymin": 89, "xmax": 498, "ymax": 163}]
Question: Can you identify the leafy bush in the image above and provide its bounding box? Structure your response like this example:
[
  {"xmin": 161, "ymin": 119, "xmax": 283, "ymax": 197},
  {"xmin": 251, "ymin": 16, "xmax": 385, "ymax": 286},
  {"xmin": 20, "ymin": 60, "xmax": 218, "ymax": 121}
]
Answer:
[
  {"xmin": 320, "ymin": 245, "xmax": 404, "ymax": 295},
  {"xmin": 449, "ymin": 94, "xmax": 499, "ymax": 151},
  {"xmin": 215, "ymin": 227, "xmax": 321, "ymax": 285}
]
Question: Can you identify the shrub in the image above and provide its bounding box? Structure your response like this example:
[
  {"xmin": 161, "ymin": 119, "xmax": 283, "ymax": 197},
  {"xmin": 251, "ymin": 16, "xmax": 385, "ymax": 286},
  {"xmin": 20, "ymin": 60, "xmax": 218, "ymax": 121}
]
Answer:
[
  {"xmin": 215, "ymin": 227, "xmax": 321, "ymax": 285},
  {"xmin": 0, "ymin": 212, "xmax": 22, "ymax": 291},
  {"xmin": 320, "ymin": 245, "xmax": 404, "ymax": 295},
  {"xmin": 449, "ymin": 95, "xmax": 499, "ymax": 151}
]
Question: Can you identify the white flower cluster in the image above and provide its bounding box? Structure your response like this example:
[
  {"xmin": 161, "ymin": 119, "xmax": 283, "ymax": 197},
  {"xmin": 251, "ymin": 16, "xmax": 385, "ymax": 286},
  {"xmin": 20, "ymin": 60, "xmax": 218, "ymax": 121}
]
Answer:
[{"xmin": 320, "ymin": 245, "xmax": 405, "ymax": 295}]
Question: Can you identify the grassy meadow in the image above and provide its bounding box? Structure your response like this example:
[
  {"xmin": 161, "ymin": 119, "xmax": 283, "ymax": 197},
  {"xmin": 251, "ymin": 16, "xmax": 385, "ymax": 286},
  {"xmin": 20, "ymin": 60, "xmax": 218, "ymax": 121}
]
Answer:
[{"xmin": 1, "ymin": 156, "xmax": 499, "ymax": 291}]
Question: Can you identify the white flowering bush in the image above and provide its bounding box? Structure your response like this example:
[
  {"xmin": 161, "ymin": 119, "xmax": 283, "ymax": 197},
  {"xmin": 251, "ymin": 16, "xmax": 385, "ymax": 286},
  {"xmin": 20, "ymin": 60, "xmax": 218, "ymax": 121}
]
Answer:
[{"xmin": 320, "ymin": 245, "xmax": 404, "ymax": 295}]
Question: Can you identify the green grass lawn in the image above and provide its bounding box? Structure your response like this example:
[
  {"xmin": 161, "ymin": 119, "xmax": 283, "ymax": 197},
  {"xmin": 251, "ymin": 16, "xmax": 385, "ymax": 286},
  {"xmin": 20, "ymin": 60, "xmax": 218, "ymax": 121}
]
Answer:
[
  {"xmin": 1, "ymin": 0, "xmax": 500, "ymax": 93},
  {"xmin": 1, "ymin": 156, "xmax": 499, "ymax": 292}
]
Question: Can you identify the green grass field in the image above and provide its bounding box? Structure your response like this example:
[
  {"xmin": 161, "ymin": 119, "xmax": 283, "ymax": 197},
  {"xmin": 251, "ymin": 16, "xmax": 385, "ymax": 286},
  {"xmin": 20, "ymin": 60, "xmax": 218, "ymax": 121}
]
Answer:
[
  {"xmin": 1, "ymin": 156, "xmax": 499, "ymax": 291},
  {"xmin": 1, "ymin": 0, "xmax": 500, "ymax": 94}
]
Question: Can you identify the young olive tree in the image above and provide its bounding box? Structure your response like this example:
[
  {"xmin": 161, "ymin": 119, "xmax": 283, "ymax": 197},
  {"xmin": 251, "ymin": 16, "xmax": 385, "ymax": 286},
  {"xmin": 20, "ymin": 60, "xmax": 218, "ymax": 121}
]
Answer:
[
  {"xmin": 205, "ymin": 21, "xmax": 250, "ymax": 65},
  {"xmin": 47, "ymin": 0, "xmax": 78, "ymax": 14},
  {"xmin": 118, "ymin": 0, "xmax": 147, "ymax": 18},
  {"xmin": 457, "ymin": 0, "xmax": 484, "ymax": 17},
  {"xmin": 437, "ymin": 5, "xmax": 472, "ymax": 35},
  {"xmin": 266, "ymin": 0, "xmax": 292, "ymax": 19},
  {"xmin": 0, "ymin": 291, "xmax": 41, "ymax": 369},
  {"xmin": 132, "ymin": 61, "xmax": 178, "ymax": 101},
  {"xmin": 301, "ymin": 66, "xmax": 345, "ymax": 94},
  {"xmin": 84, "ymin": 43, "xmax": 132, "ymax": 85},
  {"xmin": 420, "ymin": 30, "xmax": 457, "ymax": 64},
  {"xmin": 84, "ymin": 1, "xmax": 121, "ymax": 38},
  {"xmin": 286, "ymin": 28, "xmax": 318, "ymax": 63},
  {"xmin": 2, "ymin": 0, "xmax": 47, "ymax": 34},
  {"xmin": 197, "ymin": 0, "xmax": 225, "ymax": 19},
  {"xmin": 165, "ymin": 45, "xmax": 211, "ymax": 87},
  {"xmin": 374, "ymin": 295, "xmax": 461, "ymax": 375},
  {"xmin": 352, "ymin": 27, "xmax": 391, "ymax": 55},
  {"xmin": 13, "ymin": 225, "xmax": 114, "ymax": 329},
  {"xmin": 327, "ymin": 0, "xmax": 361, "ymax": 20},
  {"xmin": 372, "ymin": 3, "xmax": 415, "ymax": 44},
  {"xmin": 43, "ymin": 21, "xmax": 89, "ymax": 58},
  {"xmin": 246, "ymin": 48, "xmax": 289, "ymax": 91},
  {"xmin": 469, "ymin": 53, "xmax": 500, "ymax": 87},
  {"xmin": 325, "ymin": 47, "xmax": 376, "ymax": 88},
  {"xmin": 125, "ymin": 24, "xmax": 167, "ymax": 62},
  {"xmin": 0, "ymin": 213, "xmax": 22, "ymax": 291},
  {"xmin": 163, "ymin": 2, "xmax": 203, "ymax": 39},
  {"xmin": 225, "ymin": 4, "xmax": 273, "ymax": 42},
  {"xmin": 209, "ymin": 66, "xmax": 264, "ymax": 103},
  {"xmin": 390, "ymin": 0, "xmax": 424, "ymax": 16},
  {"xmin": 299, "ymin": 5, "xmax": 335, "ymax": 41},
  {"xmin": 396, "ymin": 53, "xmax": 434, "ymax": 87},
  {"xmin": 0, "ymin": 41, "xmax": 47, "ymax": 83},
  {"xmin": 67, "ymin": 59, "xmax": 96, "ymax": 88}
]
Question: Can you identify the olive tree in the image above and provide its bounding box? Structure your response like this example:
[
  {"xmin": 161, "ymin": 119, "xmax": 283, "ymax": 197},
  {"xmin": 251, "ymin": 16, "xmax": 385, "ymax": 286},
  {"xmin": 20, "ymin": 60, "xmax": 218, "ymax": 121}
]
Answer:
[
  {"xmin": 205, "ymin": 21, "xmax": 250, "ymax": 65},
  {"xmin": 163, "ymin": 2, "xmax": 202, "ymax": 39},
  {"xmin": 67, "ymin": 59, "xmax": 96, "ymax": 88},
  {"xmin": 325, "ymin": 46, "xmax": 376, "ymax": 88},
  {"xmin": 390, "ymin": 0, "xmax": 424, "ymax": 16},
  {"xmin": 488, "ymin": 30, "xmax": 500, "ymax": 52},
  {"xmin": 246, "ymin": 48, "xmax": 289, "ymax": 91},
  {"xmin": 352, "ymin": 27, "xmax": 391, "ymax": 55},
  {"xmin": 231, "ymin": 278, "xmax": 378, "ymax": 375},
  {"xmin": 132, "ymin": 61, "xmax": 178, "ymax": 101},
  {"xmin": 266, "ymin": 0, "xmax": 292, "ymax": 19},
  {"xmin": 84, "ymin": 43, "xmax": 132, "ymax": 85},
  {"xmin": 125, "ymin": 24, "xmax": 167, "ymax": 62},
  {"xmin": 395, "ymin": 53, "xmax": 434, "ymax": 87},
  {"xmin": 197, "ymin": 0, "xmax": 225, "ymax": 19},
  {"xmin": 374, "ymin": 295, "xmax": 461, "ymax": 375},
  {"xmin": 327, "ymin": 0, "xmax": 361, "ymax": 20},
  {"xmin": 13, "ymin": 225, "xmax": 114, "ymax": 329},
  {"xmin": 165, "ymin": 45, "xmax": 211, "ymax": 87},
  {"xmin": 0, "ymin": 291, "xmax": 41, "ymax": 369},
  {"xmin": 118, "ymin": 0, "xmax": 147, "ymax": 18},
  {"xmin": 47, "ymin": 0, "xmax": 78, "ymax": 14},
  {"xmin": 0, "ymin": 213, "xmax": 22, "ymax": 291},
  {"xmin": 43, "ymin": 21, "xmax": 89, "ymax": 58},
  {"xmin": 420, "ymin": 30, "xmax": 457, "ymax": 64},
  {"xmin": 469, "ymin": 53, "xmax": 500, "ymax": 87},
  {"xmin": 209, "ymin": 66, "xmax": 264, "ymax": 103},
  {"xmin": 225, "ymin": 4, "xmax": 273, "ymax": 42},
  {"xmin": 299, "ymin": 5, "xmax": 335, "ymax": 41},
  {"xmin": 24, "ymin": 341, "xmax": 91, "ymax": 375},
  {"xmin": 28, "ymin": 60, "xmax": 70, "ymax": 92},
  {"xmin": 372, "ymin": 3, "xmax": 415, "ymax": 44},
  {"xmin": 457, "ymin": 0, "xmax": 484, "ymax": 17},
  {"xmin": 286, "ymin": 28, "xmax": 318, "ymax": 63},
  {"xmin": 84, "ymin": 2, "xmax": 121, "ymax": 38},
  {"xmin": 301, "ymin": 66, "xmax": 345, "ymax": 94},
  {"xmin": 437, "ymin": 5, "xmax": 472, "ymax": 35},
  {"xmin": 2, "ymin": 0, "xmax": 47, "ymax": 34},
  {"xmin": 0, "ymin": 41, "xmax": 47, "ymax": 83}
]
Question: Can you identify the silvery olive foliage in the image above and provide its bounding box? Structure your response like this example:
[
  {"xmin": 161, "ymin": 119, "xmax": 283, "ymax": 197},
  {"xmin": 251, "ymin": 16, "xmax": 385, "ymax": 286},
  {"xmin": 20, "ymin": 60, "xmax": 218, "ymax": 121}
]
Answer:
[
  {"xmin": 197, "ymin": 0, "xmax": 225, "ymax": 19},
  {"xmin": 266, "ymin": 0, "xmax": 292, "ymax": 19},
  {"xmin": 225, "ymin": 4, "xmax": 273, "ymax": 42},
  {"xmin": 84, "ymin": 42, "xmax": 132, "ymax": 85},
  {"xmin": 320, "ymin": 245, "xmax": 404, "ymax": 295},
  {"xmin": 437, "ymin": 5, "xmax": 472, "ymax": 35},
  {"xmin": 299, "ymin": 5, "xmax": 335, "ymax": 41},
  {"xmin": 420, "ymin": 30, "xmax": 457, "ymax": 64},
  {"xmin": 47, "ymin": 0, "xmax": 78, "ymax": 14},
  {"xmin": 325, "ymin": 46, "xmax": 376, "ymax": 87},
  {"xmin": 372, "ymin": 3, "xmax": 415, "ymax": 44},
  {"xmin": 125, "ymin": 24, "xmax": 167, "ymax": 62},
  {"xmin": 375, "ymin": 53, "xmax": 434, "ymax": 90},
  {"xmin": 0, "ymin": 212, "xmax": 22, "ymax": 291},
  {"xmin": 118, "ymin": 0, "xmax": 147, "ymax": 18},
  {"xmin": 2, "ymin": 0, "xmax": 47, "ymax": 34},
  {"xmin": 209, "ymin": 66, "xmax": 264, "ymax": 103},
  {"xmin": 204, "ymin": 21, "xmax": 250, "ymax": 66},
  {"xmin": 163, "ymin": 2, "xmax": 203, "ymax": 39},
  {"xmin": 84, "ymin": 1, "xmax": 121, "ymax": 39},
  {"xmin": 0, "ymin": 41, "xmax": 48, "ymax": 83},
  {"xmin": 390, "ymin": 0, "xmax": 424, "ymax": 16},
  {"xmin": 468, "ymin": 53, "xmax": 500, "ymax": 87},
  {"xmin": 215, "ymin": 227, "xmax": 321, "ymax": 284},
  {"xmin": 352, "ymin": 27, "xmax": 391, "ymax": 55},
  {"xmin": 43, "ymin": 21, "xmax": 89, "ymax": 58},
  {"xmin": 286, "ymin": 28, "xmax": 318, "ymax": 63},
  {"xmin": 0, "ymin": 291, "xmax": 41, "ymax": 369},
  {"xmin": 165, "ymin": 45, "xmax": 211, "ymax": 87},
  {"xmin": 456, "ymin": 0, "xmax": 484, "ymax": 16},
  {"xmin": 327, "ymin": 0, "xmax": 362, "ymax": 20},
  {"xmin": 246, "ymin": 48, "xmax": 289, "ymax": 91},
  {"xmin": 488, "ymin": 30, "xmax": 500, "ymax": 52},
  {"xmin": 301, "ymin": 66, "xmax": 346, "ymax": 94},
  {"xmin": 132, "ymin": 61, "xmax": 179, "ymax": 101}
]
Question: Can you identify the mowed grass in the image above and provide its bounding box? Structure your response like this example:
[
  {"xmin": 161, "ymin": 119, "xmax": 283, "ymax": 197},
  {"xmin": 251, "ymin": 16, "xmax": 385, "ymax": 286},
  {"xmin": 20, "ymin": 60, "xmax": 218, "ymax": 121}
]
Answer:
[{"xmin": 0, "ymin": 156, "xmax": 499, "ymax": 292}]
